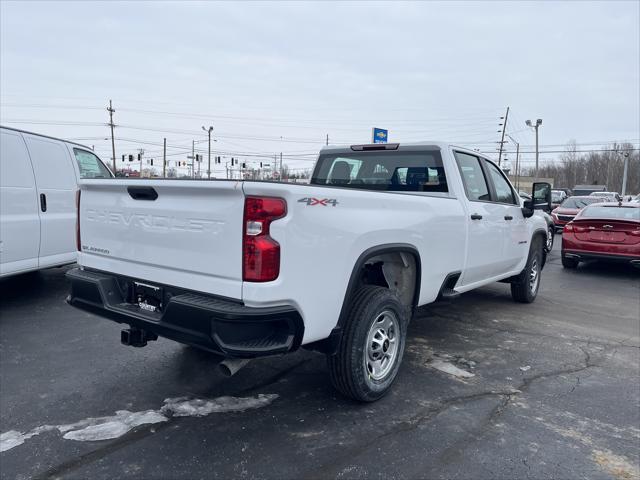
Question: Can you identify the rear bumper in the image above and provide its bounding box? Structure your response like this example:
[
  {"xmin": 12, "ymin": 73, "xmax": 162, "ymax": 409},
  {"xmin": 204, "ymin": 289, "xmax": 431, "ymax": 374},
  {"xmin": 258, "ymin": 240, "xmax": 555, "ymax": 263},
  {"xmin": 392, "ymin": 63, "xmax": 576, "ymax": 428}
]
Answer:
[
  {"xmin": 562, "ymin": 250, "xmax": 640, "ymax": 266},
  {"xmin": 66, "ymin": 268, "xmax": 304, "ymax": 358}
]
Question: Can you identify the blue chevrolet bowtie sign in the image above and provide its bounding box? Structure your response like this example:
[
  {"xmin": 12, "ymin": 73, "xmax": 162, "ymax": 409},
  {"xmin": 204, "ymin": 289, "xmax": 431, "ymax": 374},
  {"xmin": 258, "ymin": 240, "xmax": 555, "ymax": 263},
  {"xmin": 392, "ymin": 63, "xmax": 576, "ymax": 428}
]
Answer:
[{"xmin": 372, "ymin": 128, "xmax": 388, "ymax": 144}]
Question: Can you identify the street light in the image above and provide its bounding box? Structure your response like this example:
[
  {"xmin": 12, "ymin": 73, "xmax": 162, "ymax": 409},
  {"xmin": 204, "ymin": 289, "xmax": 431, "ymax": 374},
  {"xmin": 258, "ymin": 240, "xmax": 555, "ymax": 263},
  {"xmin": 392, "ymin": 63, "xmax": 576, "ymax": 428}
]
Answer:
[
  {"xmin": 202, "ymin": 125, "xmax": 214, "ymax": 179},
  {"xmin": 525, "ymin": 118, "xmax": 543, "ymax": 178},
  {"xmin": 618, "ymin": 150, "xmax": 632, "ymax": 196}
]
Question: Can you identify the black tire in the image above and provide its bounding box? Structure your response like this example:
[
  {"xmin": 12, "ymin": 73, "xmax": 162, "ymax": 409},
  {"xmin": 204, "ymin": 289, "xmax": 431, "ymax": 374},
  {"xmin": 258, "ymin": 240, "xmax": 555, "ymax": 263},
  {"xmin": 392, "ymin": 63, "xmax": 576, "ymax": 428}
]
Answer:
[
  {"xmin": 561, "ymin": 253, "xmax": 579, "ymax": 269},
  {"xmin": 545, "ymin": 225, "xmax": 554, "ymax": 252},
  {"xmin": 327, "ymin": 286, "xmax": 408, "ymax": 402},
  {"xmin": 511, "ymin": 236, "xmax": 544, "ymax": 303}
]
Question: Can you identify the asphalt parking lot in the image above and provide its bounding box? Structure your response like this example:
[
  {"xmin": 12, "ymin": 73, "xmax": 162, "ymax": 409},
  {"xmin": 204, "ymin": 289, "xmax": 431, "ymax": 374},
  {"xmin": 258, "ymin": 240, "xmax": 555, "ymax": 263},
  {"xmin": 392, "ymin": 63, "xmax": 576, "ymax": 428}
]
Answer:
[{"xmin": 1, "ymin": 237, "xmax": 639, "ymax": 480}]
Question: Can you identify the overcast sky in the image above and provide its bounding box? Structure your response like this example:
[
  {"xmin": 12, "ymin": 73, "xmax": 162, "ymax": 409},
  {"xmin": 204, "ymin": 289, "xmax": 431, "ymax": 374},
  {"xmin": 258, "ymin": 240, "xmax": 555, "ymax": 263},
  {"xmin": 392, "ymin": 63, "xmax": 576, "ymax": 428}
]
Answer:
[{"xmin": 1, "ymin": 1, "xmax": 638, "ymax": 174}]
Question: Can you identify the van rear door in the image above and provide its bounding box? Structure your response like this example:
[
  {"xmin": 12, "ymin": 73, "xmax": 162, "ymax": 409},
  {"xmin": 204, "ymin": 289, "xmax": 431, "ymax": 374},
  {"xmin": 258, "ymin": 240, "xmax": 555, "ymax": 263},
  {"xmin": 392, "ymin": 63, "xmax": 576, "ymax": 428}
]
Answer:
[{"xmin": 0, "ymin": 129, "xmax": 40, "ymax": 276}]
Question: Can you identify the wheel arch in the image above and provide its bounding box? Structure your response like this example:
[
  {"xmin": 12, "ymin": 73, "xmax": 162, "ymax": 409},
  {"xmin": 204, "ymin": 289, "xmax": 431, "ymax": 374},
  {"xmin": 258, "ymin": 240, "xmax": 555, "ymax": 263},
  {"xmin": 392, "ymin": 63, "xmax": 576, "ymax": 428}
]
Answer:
[
  {"xmin": 306, "ymin": 243, "xmax": 421, "ymax": 355},
  {"xmin": 532, "ymin": 227, "xmax": 548, "ymax": 267}
]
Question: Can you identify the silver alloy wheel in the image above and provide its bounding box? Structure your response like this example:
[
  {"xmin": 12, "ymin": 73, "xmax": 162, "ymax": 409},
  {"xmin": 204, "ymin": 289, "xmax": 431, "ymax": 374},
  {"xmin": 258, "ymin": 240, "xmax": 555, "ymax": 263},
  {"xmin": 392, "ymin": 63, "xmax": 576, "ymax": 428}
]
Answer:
[
  {"xmin": 364, "ymin": 310, "xmax": 400, "ymax": 381},
  {"xmin": 529, "ymin": 258, "xmax": 540, "ymax": 294},
  {"xmin": 547, "ymin": 226, "xmax": 554, "ymax": 251}
]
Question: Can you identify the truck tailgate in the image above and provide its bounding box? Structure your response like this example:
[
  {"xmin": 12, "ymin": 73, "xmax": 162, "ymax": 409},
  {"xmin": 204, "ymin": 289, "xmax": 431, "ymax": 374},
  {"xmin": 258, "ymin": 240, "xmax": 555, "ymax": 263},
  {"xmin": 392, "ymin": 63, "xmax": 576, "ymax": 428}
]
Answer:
[{"xmin": 78, "ymin": 180, "xmax": 244, "ymax": 299}]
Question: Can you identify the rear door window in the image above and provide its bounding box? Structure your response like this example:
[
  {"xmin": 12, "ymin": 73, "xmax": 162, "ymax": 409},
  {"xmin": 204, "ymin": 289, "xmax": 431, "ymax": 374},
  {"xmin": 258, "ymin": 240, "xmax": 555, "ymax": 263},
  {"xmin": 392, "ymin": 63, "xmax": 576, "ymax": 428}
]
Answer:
[
  {"xmin": 454, "ymin": 152, "xmax": 490, "ymax": 202},
  {"xmin": 73, "ymin": 149, "xmax": 113, "ymax": 178}
]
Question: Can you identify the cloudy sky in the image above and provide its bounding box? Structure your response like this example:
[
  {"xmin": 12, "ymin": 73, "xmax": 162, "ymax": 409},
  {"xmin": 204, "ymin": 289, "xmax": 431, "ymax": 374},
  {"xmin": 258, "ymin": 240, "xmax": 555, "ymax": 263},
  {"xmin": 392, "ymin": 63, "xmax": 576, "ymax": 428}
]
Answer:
[{"xmin": 1, "ymin": 1, "xmax": 638, "ymax": 175}]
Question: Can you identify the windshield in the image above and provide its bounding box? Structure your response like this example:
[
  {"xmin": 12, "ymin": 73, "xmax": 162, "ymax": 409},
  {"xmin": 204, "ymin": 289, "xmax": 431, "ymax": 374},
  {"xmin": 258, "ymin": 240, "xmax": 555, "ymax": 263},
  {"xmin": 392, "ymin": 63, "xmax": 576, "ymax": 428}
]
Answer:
[
  {"xmin": 580, "ymin": 206, "xmax": 640, "ymax": 221},
  {"xmin": 559, "ymin": 197, "xmax": 600, "ymax": 209},
  {"xmin": 311, "ymin": 150, "xmax": 448, "ymax": 193},
  {"xmin": 551, "ymin": 191, "xmax": 564, "ymax": 202}
]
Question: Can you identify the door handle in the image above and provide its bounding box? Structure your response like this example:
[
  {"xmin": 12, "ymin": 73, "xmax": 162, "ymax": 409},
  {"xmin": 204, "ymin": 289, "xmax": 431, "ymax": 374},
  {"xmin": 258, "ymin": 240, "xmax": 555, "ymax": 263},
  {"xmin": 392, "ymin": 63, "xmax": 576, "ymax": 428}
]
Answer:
[
  {"xmin": 40, "ymin": 193, "xmax": 47, "ymax": 212},
  {"xmin": 504, "ymin": 215, "xmax": 513, "ymax": 221},
  {"xmin": 470, "ymin": 214, "xmax": 483, "ymax": 220},
  {"xmin": 127, "ymin": 186, "xmax": 158, "ymax": 201}
]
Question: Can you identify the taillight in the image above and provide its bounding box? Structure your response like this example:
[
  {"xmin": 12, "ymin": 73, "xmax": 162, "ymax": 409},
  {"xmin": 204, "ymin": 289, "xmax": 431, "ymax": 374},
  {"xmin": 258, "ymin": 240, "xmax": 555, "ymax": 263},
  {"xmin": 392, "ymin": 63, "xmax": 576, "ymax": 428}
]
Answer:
[
  {"xmin": 243, "ymin": 196, "xmax": 286, "ymax": 282},
  {"xmin": 75, "ymin": 190, "xmax": 81, "ymax": 251},
  {"xmin": 564, "ymin": 223, "xmax": 574, "ymax": 232}
]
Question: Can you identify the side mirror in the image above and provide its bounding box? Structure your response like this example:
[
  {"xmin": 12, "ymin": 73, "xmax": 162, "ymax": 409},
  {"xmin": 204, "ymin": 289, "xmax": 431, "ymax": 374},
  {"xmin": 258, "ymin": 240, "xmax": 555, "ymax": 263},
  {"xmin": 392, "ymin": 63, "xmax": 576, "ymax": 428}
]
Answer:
[
  {"xmin": 532, "ymin": 182, "xmax": 552, "ymax": 212},
  {"xmin": 522, "ymin": 199, "xmax": 534, "ymax": 218}
]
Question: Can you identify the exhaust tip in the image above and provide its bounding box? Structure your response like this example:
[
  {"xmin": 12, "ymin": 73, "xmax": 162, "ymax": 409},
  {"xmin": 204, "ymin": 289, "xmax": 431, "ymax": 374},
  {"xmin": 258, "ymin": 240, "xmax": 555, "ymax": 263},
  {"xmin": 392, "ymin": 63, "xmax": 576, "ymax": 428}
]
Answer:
[{"xmin": 218, "ymin": 358, "xmax": 251, "ymax": 377}]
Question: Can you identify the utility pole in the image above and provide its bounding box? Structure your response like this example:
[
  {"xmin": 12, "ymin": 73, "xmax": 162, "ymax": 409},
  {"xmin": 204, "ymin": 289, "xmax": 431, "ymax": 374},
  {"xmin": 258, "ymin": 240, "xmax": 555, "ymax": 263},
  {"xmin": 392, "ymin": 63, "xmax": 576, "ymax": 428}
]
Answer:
[
  {"xmin": 514, "ymin": 142, "xmax": 520, "ymax": 190},
  {"xmin": 280, "ymin": 152, "xmax": 283, "ymax": 181},
  {"xmin": 326, "ymin": 134, "xmax": 329, "ymax": 146},
  {"xmin": 138, "ymin": 149, "xmax": 144, "ymax": 177},
  {"xmin": 525, "ymin": 118, "xmax": 543, "ymax": 178},
  {"xmin": 107, "ymin": 100, "xmax": 116, "ymax": 173},
  {"xmin": 497, "ymin": 106, "xmax": 509, "ymax": 166},
  {"xmin": 162, "ymin": 138, "xmax": 167, "ymax": 178},
  {"xmin": 620, "ymin": 151, "xmax": 631, "ymax": 196},
  {"xmin": 202, "ymin": 125, "xmax": 213, "ymax": 179},
  {"xmin": 192, "ymin": 140, "xmax": 195, "ymax": 179},
  {"xmin": 506, "ymin": 134, "xmax": 520, "ymax": 190}
]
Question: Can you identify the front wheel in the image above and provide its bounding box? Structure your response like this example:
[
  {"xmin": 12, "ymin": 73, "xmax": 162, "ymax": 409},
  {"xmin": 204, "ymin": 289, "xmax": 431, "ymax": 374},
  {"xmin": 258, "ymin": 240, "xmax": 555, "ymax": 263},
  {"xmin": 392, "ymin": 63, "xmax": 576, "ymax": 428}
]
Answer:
[
  {"xmin": 327, "ymin": 286, "xmax": 408, "ymax": 402},
  {"xmin": 511, "ymin": 237, "xmax": 543, "ymax": 303},
  {"xmin": 545, "ymin": 225, "xmax": 555, "ymax": 252}
]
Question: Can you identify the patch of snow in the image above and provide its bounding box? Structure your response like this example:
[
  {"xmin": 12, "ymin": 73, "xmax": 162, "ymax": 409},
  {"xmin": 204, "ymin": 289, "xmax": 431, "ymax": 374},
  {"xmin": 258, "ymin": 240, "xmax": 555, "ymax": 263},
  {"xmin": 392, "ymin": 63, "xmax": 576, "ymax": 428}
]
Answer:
[
  {"xmin": 0, "ymin": 426, "xmax": 57, "ymax": 452},
  {"xmin": 162, "ymin": 394, "xmax": 278, "ymax": 417},
  {"xmin": 429, "ymin": 359, "xmax": 475, "ymax": 378},
  {"xmin": 520, "ymin": 365, "xmax": 532, "ymax": 372},
  {"xmin": 0, "ymin": 394, "xmax": 278, "ymax": 452},
  {"xmin": 62, "ymin": 410, "xmax": 167, "ymax": 441},
  {"xmin": 1, "ymin": 431, "xmax": 27, "ymax": 452}
]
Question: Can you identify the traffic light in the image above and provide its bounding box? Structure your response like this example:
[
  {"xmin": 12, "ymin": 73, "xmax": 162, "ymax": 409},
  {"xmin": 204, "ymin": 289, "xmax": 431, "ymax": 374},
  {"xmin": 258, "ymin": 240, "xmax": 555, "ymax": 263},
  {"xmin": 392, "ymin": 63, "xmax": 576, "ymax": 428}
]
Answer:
[
  {"xmin": 150, "ymin": 159, "xmax": 154, "ymax": 166},
  {"xmin": 121, "ymin": 155, "xmax": 125, "ymax": 162},
  {"xmin": 242, "ymin": 163, "xmax": 246, "ymax": 169},
  {"xmin": 128, "ymin": 155, "xmax": 134, "ymax": 162},
  {"xmin": 217, "ymin": 156, "xmax": 221, "ymax": 164},
  {"xmin": 231, "ymin": 158, "xmax": 235, "ymax": 166},
  {"xmin": 260, "ymin": 162, "xmax": 263, "ymax": 168},
  {"xmin": 137, "ymin": 154, "xmax": 141, "ymax": 162}
]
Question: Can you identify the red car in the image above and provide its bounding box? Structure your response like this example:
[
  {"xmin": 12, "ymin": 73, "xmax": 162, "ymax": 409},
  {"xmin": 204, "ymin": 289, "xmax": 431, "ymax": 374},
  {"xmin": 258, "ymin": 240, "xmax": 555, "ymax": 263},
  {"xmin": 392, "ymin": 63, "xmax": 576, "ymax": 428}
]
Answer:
[
  {"xmin": 551, "ymin": 196, "xmax": 602, "ymax": 231},
  {"xmin": 562, "ymin": 202, "xmax": 640, "ymax": 268}
]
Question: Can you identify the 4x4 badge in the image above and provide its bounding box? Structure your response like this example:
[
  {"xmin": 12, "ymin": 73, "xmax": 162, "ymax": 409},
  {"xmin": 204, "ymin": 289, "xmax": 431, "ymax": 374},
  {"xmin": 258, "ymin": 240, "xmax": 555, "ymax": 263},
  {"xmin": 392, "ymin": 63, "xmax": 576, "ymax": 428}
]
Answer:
[{"xmin": 298, "ymin": 197, "xmax": 338, "ymax": 207}]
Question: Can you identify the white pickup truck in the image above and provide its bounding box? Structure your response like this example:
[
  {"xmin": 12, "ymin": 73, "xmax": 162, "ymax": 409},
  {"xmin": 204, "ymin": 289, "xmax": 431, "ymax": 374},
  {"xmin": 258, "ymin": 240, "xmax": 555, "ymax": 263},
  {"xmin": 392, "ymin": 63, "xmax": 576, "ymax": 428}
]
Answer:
[{"xmin": 67, "ymin": 142, "xmax": 551, "ymax": 401}]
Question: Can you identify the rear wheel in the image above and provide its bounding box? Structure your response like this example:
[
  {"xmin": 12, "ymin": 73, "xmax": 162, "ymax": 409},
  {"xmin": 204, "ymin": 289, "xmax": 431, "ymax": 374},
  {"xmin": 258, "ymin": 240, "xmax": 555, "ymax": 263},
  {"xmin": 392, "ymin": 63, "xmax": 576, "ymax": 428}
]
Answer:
[
  {"xmin": 327, "ymin": 286, "xmax": 408, "ymax": 402},
  {"xmin": 511, "ymin": 237, "xmax": 543, "ymax": 303},
  {"xmin": 561, "ymin": 253, "xmax": 579, "ymax": 269}
]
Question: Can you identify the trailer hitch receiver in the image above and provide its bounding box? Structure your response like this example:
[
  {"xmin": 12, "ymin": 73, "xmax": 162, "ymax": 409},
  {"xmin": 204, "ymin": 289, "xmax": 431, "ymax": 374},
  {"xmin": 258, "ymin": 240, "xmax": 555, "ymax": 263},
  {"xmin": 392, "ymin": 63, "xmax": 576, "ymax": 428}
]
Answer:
[{"xmin": 121, "ymin": 328, "xmax": 158, "ymax": 348}]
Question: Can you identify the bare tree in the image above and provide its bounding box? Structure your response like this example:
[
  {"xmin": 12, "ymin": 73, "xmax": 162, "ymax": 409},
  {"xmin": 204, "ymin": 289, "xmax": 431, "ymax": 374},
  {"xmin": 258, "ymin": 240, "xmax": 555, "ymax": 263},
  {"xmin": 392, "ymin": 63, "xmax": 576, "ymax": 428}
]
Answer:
[{"xmin": 526, "ymin": 142, "xmax": 638, "ymax": 193}]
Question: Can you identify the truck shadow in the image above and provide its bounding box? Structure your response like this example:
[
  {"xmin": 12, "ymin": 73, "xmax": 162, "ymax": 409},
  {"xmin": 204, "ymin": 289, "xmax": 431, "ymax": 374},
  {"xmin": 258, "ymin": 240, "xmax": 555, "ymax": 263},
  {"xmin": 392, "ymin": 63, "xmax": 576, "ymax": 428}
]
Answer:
[
  {"xmin": 567, "ymin": 260, "xmax": 640, "ymax": 279},
  {"xmin": 0, "ymin": 270, "xmax": 48, "ymax": 303}
]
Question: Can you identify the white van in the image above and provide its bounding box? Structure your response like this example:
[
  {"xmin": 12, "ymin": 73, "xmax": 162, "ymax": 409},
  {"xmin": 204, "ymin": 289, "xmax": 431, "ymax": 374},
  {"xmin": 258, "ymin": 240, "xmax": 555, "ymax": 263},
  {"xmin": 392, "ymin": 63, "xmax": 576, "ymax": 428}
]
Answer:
[{"xmin": 0, "ymin": 126, "xmax": 112, "ymax": 277}]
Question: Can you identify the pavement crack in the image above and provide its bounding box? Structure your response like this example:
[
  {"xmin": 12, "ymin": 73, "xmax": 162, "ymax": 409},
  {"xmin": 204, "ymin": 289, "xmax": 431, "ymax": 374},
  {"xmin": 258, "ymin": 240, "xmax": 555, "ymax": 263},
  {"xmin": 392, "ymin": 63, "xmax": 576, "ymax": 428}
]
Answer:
[
  {"xmin": 427, "ymin": 315, "xmax": 639, "ymax": 350},
  {"xmin": 304, "ymin": 389, "xmax": 514, "ymax": 479}
]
